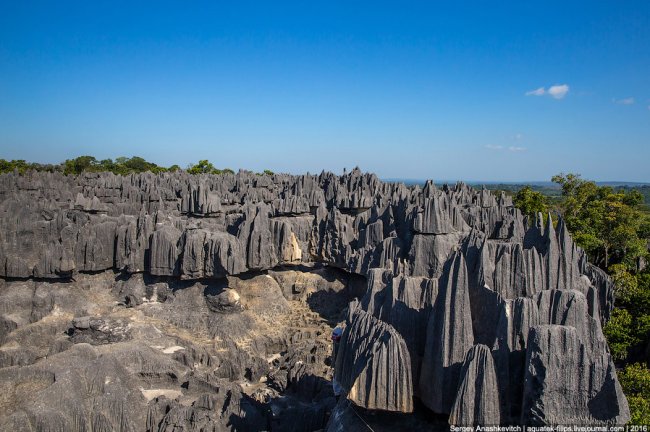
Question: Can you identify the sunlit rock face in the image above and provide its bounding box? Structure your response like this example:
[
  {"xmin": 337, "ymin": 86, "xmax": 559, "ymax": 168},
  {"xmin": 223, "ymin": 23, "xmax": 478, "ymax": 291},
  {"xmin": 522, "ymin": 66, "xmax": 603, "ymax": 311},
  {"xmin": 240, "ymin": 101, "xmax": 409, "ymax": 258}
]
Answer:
[{"xmin": 0, "ymin": 169, "xmax": 628, "ymax": 430}]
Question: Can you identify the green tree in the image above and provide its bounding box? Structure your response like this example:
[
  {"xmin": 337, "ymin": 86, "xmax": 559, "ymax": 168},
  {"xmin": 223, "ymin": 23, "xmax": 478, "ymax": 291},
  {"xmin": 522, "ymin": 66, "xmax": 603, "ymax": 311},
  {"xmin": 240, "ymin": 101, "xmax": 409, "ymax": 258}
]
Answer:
[
  {"xmin": 609, "ymin": 264, "xmax": 640, "ymax": 304},
  {"xmin": 513, "ymin": 186, "xmax": 548, "ymax": 219},
  {"xmin": 123, "ymin": 156, "xmax": 148, "ymax": 172},
  {"xmin": 550, "ymin": 174, "xmax": 650, "ymax": 409},
  {"xmin": 122, "ymin": 156, "xmax": 160, "ymax": 173},
  {"xmin": 603, "ymin": 265, "xmax": 650, "ymax": 364},
  {"xmin": 552, "ymin": 173, "xmax": 648, "ymax": 269},
  {"xmin": 603, "ymin": 308, "xmax": 636, "ymax": 361},
  {"xmin": 639, "ymin": 215, "xmax": 650, "ymax": 240},
  {"xmin": 0, "ymin": 155, "xmax": 193, "ymax": 176},
  {"xmin": 187, "ymin": 159, "xmax": 221, "ymax": 175},
  {"xmin": 618, "ymin": 363, "xmax": 650, "ymax": 424},
  {"xmin": 59, "ymin": 155, "xmax": 177, "ymax": 175},
  {"xmin": 63, "ymin": 156, "xmax": 98, "ymax": 175},
  {"xmin": 0, "ymin": 159, "xmax": 62, "ymax": 174},
  {"xmin": 0, "ymin": 159, "xmax": 28, "ymax": 174}
]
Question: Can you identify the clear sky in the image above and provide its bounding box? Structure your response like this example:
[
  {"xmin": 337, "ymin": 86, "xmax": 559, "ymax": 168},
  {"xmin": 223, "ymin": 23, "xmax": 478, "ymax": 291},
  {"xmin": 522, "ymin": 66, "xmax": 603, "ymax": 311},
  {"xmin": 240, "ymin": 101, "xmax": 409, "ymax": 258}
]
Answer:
[{"xmin": 1, "ymin": 1, "xmax": 649, "ymax": 182}]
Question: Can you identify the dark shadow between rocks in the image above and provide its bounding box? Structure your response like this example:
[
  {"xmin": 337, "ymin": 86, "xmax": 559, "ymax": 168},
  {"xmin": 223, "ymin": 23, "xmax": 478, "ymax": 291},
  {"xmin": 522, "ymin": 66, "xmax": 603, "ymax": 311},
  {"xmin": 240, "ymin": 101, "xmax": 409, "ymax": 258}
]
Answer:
[
  {"xmin": 293, "ymin": 267, "xmax": 366, "ymax": 326},
  {"xmin": 307, "ymin": 289, "xmax": 352, "ymax": 326},
  {"xmin": 265, "ymin": 372, "xmax": 336, "ymax": 432},
  {"xmin": 203, "ymin": 278, "xmax": 229, "ymax": 296},
  {"xmin": 333, "ymin": 397, "xmax": 449, "ymax": 432},
  {"xmin": 226, "ymin": 392, "xmax": 271, "ymax": 431}
]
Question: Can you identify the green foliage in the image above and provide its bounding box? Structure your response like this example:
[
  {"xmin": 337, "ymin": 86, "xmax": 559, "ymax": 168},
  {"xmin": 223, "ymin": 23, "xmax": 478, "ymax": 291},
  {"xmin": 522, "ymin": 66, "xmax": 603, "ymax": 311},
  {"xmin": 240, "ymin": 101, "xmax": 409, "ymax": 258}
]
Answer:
[
  {"xmin": 122, "ymin": 156, "xmax": 159, "ymax": 173},
  {"xmin": 61, "ymin": 156, "xmax": 168, "ymax": 175},
  {"xmin": 627, "ymin": 396, "xmax": 650, "ymax": 425},
  {"xmin": 63, "ymin": 155, "xmax": 98, "ymax": 175},
  {"xmin": 552, "ymin": 173, "xmax": 649, "ymax": 269},
  {"xmin": 1, "ymin": 155, "xmax": 177, "ymax": 176},
  {"xmin": 604, "ymin": 309, "xmax": 636, "ymax": 361},
  {"xmin": 639, "ymin": 214, "xmax": 650, "ymax": 239},
  {"xmin": 263, "ymin": 169, "xmax": 274, "ymax": 176},
  {"xmin": 637, "ymin": 314, "xmax": 650, "ymax": 345},
  {"xmin": 0, "ymin": 159, "xmax": 60, "ymax": 174},
  {"xmin": 624, "ymin": 271, "xmax": 650, "ymax": 355},
  {"xmin": 185, "ymin": 160, "xmax": 236, "ymax": 175},
  {"xmin": 1, "ymin": 156, "xmax": 240, "ymax": 176},
  {"xmin": 622, "ymin": 364, "xmax": 650, "ymax": 397},
  {"xmin": 603, "ymin": 266, "xmax": 650, "ymax": 363},
  {"xmin": 615, "ymin": 185, "xmax": 650, "ymax": 208},
  {"xmin": 610, "ymin": 264, "xmax": 640, "ymax": 304},
  {"xmin": 513, "ymin": 186, "xmax": 548, "ymax": 219},
  {"xmin": 618, "ymin": 364, "xmax": 650, "ymax": 424},
  {"xmin": 187, "ymin": 159, "xmax": 224, "ymax": 175}
]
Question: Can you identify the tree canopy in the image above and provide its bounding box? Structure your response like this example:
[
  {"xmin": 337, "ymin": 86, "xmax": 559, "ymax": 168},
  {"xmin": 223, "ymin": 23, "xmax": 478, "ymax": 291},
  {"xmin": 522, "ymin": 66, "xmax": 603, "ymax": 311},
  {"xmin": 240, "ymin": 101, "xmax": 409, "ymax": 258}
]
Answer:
[
  {"xmin": 1, "ymin": 156, "xmax": 237, "ymax": 177},
  {"xmin": 62, "ymin": 156, "xmax": 170, "ymax": 175},
  {"xmin": 185, "ymin": 160, "xmax": 236, "ymax": 175},
  {"xmin": 551, "ymin": 173, "xmax": 648, "ymax": 269},
  {"xmin": 512, "ymin": 185, "xmax": 548, "ymax": 219},
  {"xmin": 0, "ymin": 159, "xmax": 60, "ymax": 174}
]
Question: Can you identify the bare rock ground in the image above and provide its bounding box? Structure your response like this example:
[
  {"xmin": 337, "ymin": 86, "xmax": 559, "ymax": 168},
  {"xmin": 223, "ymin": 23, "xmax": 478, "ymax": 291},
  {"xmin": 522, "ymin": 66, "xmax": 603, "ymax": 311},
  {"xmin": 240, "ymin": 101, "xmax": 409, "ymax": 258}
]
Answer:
[{"xmin": 0, "ymin": 265, "xmax": 357, "ymax": 431}]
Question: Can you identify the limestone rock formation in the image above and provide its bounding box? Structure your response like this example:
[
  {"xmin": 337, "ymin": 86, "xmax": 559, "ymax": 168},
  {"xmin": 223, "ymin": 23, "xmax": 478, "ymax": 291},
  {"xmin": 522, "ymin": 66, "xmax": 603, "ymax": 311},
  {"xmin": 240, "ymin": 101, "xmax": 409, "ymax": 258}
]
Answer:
[
  {"xmin": 0, "ymin": 169, "xmax": 629, "ymax": 430},
  {"xmin": 334, "ymin": 303, "xmax": 413, "ymax": 412},
  {"xmin": 449, "ymin": 344, "xmax": 500, "ymax": 426},
  {"xmin": 521, "ymin": 325, "xmax": 629, "ymax": 425},
  {"xmin": 419, "ymin": 251, "xmax": 474, "ymax": 414}
]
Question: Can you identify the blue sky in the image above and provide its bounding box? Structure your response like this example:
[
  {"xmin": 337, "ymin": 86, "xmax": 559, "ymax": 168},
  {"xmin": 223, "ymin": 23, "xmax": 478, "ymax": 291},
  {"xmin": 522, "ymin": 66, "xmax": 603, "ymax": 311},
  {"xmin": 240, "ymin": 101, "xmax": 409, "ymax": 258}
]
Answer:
[{"xmin": 1, "ymin": 1, "xmax": 649, "ymax": 181}]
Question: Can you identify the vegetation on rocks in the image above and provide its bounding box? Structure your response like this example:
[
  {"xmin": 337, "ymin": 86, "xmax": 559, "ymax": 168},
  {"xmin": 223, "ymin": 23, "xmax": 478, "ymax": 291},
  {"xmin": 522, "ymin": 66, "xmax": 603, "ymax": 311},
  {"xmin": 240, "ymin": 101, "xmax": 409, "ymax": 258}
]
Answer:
[{"xmin": 186, "ymin": 159, "xmax": 234, "ymax": 175}]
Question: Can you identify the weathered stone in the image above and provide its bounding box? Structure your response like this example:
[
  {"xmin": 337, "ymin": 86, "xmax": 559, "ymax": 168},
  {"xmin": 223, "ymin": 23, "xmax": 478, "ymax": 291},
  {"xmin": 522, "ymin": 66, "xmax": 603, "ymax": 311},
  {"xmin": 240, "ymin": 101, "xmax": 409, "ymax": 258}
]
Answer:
[
  {"xmin": 521, "ymin": 325, "xmax": 629, "ymax": 425},
  {"xmin": 449, "ymin": 344, "xmax": 501, "ymax": 425},
  {"xmin": 334, "ymin": 304, "xmax": 413, "ymax": 412},
  {"xmin": 0, "ymin": 169, "xmax": 627, "ymax": 427},
  {"xmin": 419, "ymin": 251, "xmax": 474, "ymax": 414}
]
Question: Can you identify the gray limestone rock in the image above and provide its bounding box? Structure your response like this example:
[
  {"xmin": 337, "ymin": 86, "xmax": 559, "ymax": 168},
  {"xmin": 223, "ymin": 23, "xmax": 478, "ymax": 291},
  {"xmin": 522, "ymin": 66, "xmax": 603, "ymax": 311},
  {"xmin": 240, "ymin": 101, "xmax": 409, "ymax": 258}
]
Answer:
[
  {"xmin": 334, "ymin": 304, "xmax": 413, "ymax": 412},
  {"xmin": 149, "ymin": 225, "xmax": 182, "ymax": 276},
  {"xmin": 181, "ymin": 229, "xmax": 245, "ymax": 279},
  {"xmin": 419, "ymin": 251, "xmax": 474, "ymax": 414},
  {"xmin": 413, "ymin": 195, "xmax": 455, "ymax": 234},
  {"xmin": 182, "ymin": 181, "xmax": 222, "ymax": 216},
  {"xmin": 0, "ymin": 169, "xmax": 629, "ymax": 428},
  {"xmin": 521, "ymin": 325, "xmax": 629, "ymax": 425},
  {"xmin": 449, "ymin": 344, "xmax": 501, "ymax": 426}
]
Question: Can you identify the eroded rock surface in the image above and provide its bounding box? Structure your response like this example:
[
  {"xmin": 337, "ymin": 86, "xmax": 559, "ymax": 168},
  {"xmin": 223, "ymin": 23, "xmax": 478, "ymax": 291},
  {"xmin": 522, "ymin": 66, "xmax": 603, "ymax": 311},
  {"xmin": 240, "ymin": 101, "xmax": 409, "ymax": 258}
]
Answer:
[{"xmin": 0, "ymin": 169, "xmax": 628, "ymax": 430}]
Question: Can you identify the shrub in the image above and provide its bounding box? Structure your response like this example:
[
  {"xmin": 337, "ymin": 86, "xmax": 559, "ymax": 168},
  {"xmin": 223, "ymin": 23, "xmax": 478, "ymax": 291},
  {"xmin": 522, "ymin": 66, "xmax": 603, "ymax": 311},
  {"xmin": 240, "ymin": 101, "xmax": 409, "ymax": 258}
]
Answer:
[
  {"xmin": 618, "ymin": 363, "xmax": 650, "ymax": 424},
  {"xmin": 604, "ymin": 309, "xmax": 636, "ymax": 361}
]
